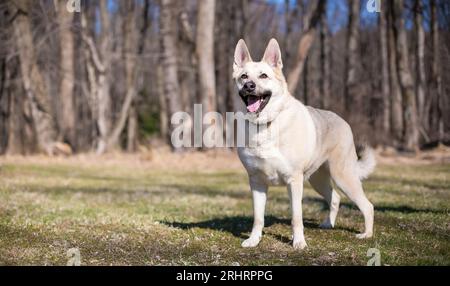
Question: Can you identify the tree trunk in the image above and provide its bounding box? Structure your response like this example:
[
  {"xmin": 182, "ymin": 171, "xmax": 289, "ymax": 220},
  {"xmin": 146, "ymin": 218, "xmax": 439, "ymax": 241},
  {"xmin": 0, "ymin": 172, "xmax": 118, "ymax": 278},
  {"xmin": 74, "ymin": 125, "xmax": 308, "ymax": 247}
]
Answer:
[
  {"xmin": 287, "ymin": 0, "xmax": 325, "ymax": 94},
  {"xmin": 6, "ymin": 86, "xmax": 35, "ymax": 155},
  {"xmin": 97, "ymin": 0, "xmax": 150, "ymax": 153},
  {"xmin": 303, "ymin": 58, "xmax": 308, "ymax": 105},
  {"xmin": 380, "ymin": 0, "xmax": 390, "ymax": 139},
  {"xmin": 196, "ymin": 0, "xmax": 216, "ymax": 114},
  {"xmin": 106, "ymin": 1, "xmax": 139, "ymax": 152},
  {"xmin": 414, "ymin": 0, "xmax": 426, "ymax": 134},
  {"xmin": 57, "ymin": 0, "xmax": 76, "ymax": 148},
  {"xmin": 95, "ymin": 0, "xmax": 112, "ymax": 154},
  {"xmin": 0, "ymin": 14, "xmax": 9, "ymax": 154},
  {"xmin": 127, "ymin": 104, "xmax": 137, "ymax": 152},
  {"xmin": 283, "ymin": 0, "xmax": 298, "ymax": 66},
  {"xmin": 344, "ymin": 0, "xmax": 360, "ymax": 113},
  {"xmin": 319, "ymin": 0, "xmax": 330, "ymax": 109},
  {"xmin": 229, "ymin": 0, "xmax": 243, "ymax": 112},
  {"xmin": 125, "ymin": 1, "xmax": 141, "ymax": 153},
  {"xmin": 160, "ymin": 0, "xmax": 182, "ymax": 148},
  {"xmin": 81, "ymin": 13, "xmax": 99, "ymax": 141},
  {"xmin": 4, "ymin": 59, "xmax": 28, "ymax": 155},
  {"xmin": 215, "ymin": 0, "xmax": 228, "ymax": 115},
  {"xmin": 241, "ymin": 0, "xmax": 250, "ymax": 46},
  {"xmin": 157, "ymin": 66, "xmax": 168, "ymax": 140},
  {"xmin": 179, "ymin": 10, "xmax": 195, "ymax": 116},
  {"xmin": 6, "ymin": 87, "xmax": 22, "ymax": 154},
  {"xmin": 215, "ymin": 0, "xmax": 241, "ymax": 145},
  {"xmin": 393, "ymin": 0, "xmax": 419, "ymax": 152},
  {"xmin": 11, "ymin": 0, "xmax": 58, "ymax": 155},
  {"xmin": 430, "ymin": 0, "xmax": 443, "ymax": 142},
  {"xmin": 387, "ymin": 1, "xmax": 403, "ymax": 144}
]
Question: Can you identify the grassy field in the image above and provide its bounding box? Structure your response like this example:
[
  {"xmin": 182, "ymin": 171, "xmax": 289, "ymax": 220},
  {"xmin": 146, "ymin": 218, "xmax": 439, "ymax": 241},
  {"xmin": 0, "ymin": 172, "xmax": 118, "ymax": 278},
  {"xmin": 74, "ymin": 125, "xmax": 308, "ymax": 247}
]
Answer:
[{"xmin": 0, "ymin": 152, "xmax": 449, "ymax": 266}]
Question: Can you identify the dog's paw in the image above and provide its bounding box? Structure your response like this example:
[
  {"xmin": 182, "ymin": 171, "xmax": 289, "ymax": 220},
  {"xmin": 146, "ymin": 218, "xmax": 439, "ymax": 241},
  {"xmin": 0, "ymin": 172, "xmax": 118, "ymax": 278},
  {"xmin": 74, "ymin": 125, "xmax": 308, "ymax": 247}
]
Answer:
[
  {"xmin": 356, "ymin": 232, "xmax": 373, "ymax": 239},
  {"xmin": 319, "ymin": 221, "xmax": 334, "ymax": 229},
  {"xmin": 241, "ymin": 237, "xmax": 261, "ymax": 248},
  {"xmin": 292, "ymin": 239, "xmax": 307, "ymax": 250}
]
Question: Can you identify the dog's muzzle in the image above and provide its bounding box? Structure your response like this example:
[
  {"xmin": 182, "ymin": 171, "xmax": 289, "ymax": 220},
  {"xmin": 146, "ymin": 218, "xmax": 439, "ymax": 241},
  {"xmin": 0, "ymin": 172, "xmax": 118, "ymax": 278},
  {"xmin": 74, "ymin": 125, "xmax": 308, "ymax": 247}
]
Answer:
[{"xmin": 239, "ymin": 90, "xmax": 272, "ymax": 114}]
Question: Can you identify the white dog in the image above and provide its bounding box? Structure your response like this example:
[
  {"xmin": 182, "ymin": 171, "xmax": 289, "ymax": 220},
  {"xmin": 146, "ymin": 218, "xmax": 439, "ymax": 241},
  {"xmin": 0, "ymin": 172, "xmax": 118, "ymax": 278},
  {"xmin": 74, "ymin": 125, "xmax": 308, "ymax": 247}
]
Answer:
[{"xmin": 233, "ymin": 39, "xmax": 375, "ymax": 249}]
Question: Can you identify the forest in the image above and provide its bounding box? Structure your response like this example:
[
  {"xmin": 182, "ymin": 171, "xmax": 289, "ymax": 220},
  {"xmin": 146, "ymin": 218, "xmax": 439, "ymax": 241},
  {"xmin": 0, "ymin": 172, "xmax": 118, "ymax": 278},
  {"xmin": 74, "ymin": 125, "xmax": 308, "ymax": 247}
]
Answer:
[{"xmin": 0, "ymin": 0, "xmax": 449, "ymax": 155}]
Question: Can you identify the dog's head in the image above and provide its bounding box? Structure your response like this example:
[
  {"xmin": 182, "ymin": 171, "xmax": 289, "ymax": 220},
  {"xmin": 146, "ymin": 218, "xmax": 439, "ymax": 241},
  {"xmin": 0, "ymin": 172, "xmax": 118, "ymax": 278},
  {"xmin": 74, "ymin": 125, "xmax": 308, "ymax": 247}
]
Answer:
[{"xmin": 233, "ymin": 38, "xmax": 288, "ymax": 117}]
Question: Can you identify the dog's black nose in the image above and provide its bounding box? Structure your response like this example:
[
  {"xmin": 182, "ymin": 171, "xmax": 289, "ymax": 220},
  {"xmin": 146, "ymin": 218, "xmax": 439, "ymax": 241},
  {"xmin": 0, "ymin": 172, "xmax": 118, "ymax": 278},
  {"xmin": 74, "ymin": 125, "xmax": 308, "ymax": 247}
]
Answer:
[{"xmin": 243, "ymin": 81, "xmax": 256, "ymax": 92}]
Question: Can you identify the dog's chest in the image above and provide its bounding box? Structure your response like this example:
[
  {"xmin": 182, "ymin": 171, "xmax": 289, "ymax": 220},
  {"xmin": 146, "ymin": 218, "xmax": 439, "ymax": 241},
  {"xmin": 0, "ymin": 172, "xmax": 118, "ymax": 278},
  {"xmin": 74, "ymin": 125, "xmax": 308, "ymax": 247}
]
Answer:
[{"xmin": 238, "ymin": 129, "xmax": 293, "ymax": 186}]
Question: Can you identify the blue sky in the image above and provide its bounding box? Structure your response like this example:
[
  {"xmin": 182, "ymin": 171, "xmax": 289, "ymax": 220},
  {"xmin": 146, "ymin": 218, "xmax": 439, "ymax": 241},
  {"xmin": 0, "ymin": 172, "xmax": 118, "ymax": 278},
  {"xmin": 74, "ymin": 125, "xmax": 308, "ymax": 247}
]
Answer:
[
  {"xmin": 101, "ymin": 0, "xmax": 382, "ymax": 35},
  {"xmin": 268, "ymin": 0, "xmax": 380, "ymax": 33}
]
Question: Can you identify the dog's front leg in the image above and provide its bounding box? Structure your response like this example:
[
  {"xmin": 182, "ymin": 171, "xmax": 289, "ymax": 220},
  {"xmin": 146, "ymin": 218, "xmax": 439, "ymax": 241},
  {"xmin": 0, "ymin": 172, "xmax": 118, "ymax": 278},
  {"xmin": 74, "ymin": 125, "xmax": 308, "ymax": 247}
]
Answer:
[
  {"xmin": 242, "ymin": 179, "xmax": 268, "ymax": 248},
  {"xmin": 288, "ymin": 175, "xmax": 307, "ymax": 250}
]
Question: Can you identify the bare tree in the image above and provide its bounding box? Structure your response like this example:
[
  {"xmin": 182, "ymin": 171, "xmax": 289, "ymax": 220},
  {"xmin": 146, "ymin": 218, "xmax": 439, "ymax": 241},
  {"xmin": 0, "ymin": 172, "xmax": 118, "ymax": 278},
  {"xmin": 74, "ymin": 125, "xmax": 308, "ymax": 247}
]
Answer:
[
  {"xmin": 287, "ymin": 0, "xmax": 325, "ymax": 94},
  {"xmin": 283, "ymin": 0, "xmax": 299, "ymax": 65},
  {"xmin": 344, "ymin": 0, "xmax": 360, "ymax": 113},
  {"xmin": 1, "ymin": 56, "xmax": 34, "ymax": 155},
  {"xmin": 319, "ymin": 0, "xmax": 330, "ymax": 109},
  {"xmin": 160, "ymin": 0, "xmax": 182, "ymax": 147},
  {"xmin": 414, "ymin": 0, "xmax": 426, "ymax": 135},
  {"xmin": 241, "ymin": 0, "xmax": 250, "ymax": 45},
  {"xmin": 0, "ymin": 6, "xmax": 12, "ymax": 154},
  {"xmin": 393, "ymin": 0, "xmax": 419, "ymax": 151},
  {"xmin": 387, "ymin": 1, "xmax": 403, "ymax": 144},
  {"xmin": 11, "ymin": 0, "xmax": 60, "ymax": 155},
  {"xmin": 430, "ymin": 0, "xmax": 443, "ymax": 142},
  {"xmin": 95, "ymin": 0, "xmax": 113, "ymax": 154},
  {"xmin": 80, "ymin": 0, "xmax": 126, "ymax": 154},
  {"xmin": 123, "ymin": 1, "xmax": 139, "ymax": 153},
  {"xmin": 157, "ymin": 66, "xmax": 168, "ymax": 139},
  {"xmin": 196, "ymin": 0, "xmax": 216, "ymax": 114},
  {"xmin": 380, "ymin": 0, "xmax": 390, "ymax": 138},
  {"xmin": 56, "ymin": 0, "xmax": 76, "ymax": 148},
  {"xmin": 179, "ymin": 9, "xmax": 196, "ymax": 117},
  {"xmin": 81, "ymin": 0, "xmax": 113, "ymax": 154},
  {"xmin": 101, "ymin": 1, "xmax": 140, "ymax": 153}
]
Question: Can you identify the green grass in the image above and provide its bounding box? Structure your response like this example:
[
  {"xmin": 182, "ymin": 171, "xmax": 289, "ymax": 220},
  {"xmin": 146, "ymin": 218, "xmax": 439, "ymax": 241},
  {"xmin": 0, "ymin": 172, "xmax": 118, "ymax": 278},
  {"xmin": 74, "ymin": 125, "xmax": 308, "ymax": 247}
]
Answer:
[{"xmin": 0, "ymin": 157, "xmax": 449, "ymax": 265}]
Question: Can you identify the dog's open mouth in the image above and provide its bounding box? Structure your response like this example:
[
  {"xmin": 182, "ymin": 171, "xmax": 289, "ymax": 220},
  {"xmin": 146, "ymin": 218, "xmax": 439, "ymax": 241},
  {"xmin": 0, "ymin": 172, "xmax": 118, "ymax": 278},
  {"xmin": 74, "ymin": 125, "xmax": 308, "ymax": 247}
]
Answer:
[{"xmin": 240, "ymin": 92, "xmax": 271, "ymax": 113}]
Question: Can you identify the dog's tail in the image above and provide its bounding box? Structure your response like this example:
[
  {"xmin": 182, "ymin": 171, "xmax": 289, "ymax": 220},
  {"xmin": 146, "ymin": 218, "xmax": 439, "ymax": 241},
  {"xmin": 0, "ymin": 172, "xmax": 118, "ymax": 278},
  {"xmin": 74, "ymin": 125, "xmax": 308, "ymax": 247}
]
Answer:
[{"xmin": 356, "ymin": 145, "xmax": 376, "ymax": 180}]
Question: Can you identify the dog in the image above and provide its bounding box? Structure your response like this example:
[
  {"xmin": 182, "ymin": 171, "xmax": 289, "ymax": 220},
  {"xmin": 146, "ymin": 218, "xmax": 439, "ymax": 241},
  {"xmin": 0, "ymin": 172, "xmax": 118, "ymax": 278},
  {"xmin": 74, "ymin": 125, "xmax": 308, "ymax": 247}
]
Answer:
[{"xmin": 233, "ymin": 38, "xmax": 375, "ymax": 249}]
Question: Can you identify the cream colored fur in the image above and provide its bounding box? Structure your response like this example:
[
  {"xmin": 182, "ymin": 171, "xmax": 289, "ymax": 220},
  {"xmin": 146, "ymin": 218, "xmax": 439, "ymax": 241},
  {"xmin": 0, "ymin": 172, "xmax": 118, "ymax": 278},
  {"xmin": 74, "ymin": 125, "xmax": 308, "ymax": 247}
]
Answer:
[{"xmin": 233, "ymin": 39, "xmax": 375, "ymax": 249}]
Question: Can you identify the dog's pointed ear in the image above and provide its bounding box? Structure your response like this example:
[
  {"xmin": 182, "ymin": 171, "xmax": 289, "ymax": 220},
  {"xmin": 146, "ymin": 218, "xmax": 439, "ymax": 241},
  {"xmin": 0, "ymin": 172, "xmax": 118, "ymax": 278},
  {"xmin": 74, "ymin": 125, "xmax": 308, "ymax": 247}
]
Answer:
[
  {"xmin": 234, "ymin": 39, "xmax": 252, "ymax": 70},
  {"xmin": 262, "ymin": 38, "xmax": 283, "ymax": 69}
]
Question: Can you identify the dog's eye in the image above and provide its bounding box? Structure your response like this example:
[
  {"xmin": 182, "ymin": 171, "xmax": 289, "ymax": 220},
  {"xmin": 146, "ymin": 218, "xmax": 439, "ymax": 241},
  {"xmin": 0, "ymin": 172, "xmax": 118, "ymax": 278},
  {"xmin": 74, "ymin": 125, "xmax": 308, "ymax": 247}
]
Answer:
[
  {"xmin": 240, "ymin": 74, "xmax": 248, "ymax": 80},
  {"xmin": 259, "ymin": 73, "xmax": 268, "ymax": 79}
]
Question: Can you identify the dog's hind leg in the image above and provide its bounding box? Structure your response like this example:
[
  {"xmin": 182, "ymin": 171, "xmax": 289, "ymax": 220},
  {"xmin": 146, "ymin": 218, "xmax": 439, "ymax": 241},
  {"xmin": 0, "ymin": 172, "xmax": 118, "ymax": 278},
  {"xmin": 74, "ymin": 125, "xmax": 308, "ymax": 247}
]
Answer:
[
  {"xmin": 329, "ymin": 161, "xmax": 374, "ymax": 239},
  {"xmin": 309, "ymin": 165, "xmax": 340, "ymax": 229}
]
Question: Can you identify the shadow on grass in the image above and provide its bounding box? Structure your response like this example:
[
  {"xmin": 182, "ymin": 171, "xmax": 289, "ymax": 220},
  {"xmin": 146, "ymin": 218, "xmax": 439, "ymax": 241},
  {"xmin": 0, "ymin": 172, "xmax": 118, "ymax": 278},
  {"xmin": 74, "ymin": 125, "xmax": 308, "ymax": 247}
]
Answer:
[
  {"xmin": 160, "ymin": 215, "xmax": 359, "ymax": 244},
  {"xmin": 372, "ymin": 204, "xmax": 448, "ymax": 215},
  {"xmin": 368, "ymin": 175, "xmax": 449, "ymax": 191},
  {"xmin": 164, "ymin": 184, "xmax": 248, "ymax": 199},
  {"xmin": 162, "ymin": 216, "xmax": 282, "ymax": 239},
  {"xmin": 305, "ymin": 197, "xmax": 448, "ymax": 215}
]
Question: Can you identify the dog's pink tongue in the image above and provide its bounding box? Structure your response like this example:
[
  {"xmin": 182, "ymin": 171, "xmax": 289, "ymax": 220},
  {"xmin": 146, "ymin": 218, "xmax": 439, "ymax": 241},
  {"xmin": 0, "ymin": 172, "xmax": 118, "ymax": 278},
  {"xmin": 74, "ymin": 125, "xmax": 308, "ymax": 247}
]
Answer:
[{"xmin": 247, "ymin": 97, "xmax": 262, "ymax": 113}]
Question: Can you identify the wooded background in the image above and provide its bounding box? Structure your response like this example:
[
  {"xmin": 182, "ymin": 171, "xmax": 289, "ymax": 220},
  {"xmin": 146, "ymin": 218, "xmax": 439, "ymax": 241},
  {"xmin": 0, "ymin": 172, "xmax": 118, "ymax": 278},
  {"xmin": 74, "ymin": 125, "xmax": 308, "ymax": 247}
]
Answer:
[{"xmin": 0, "ymin": 0, "xmax": 448, "ymax": 155}]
